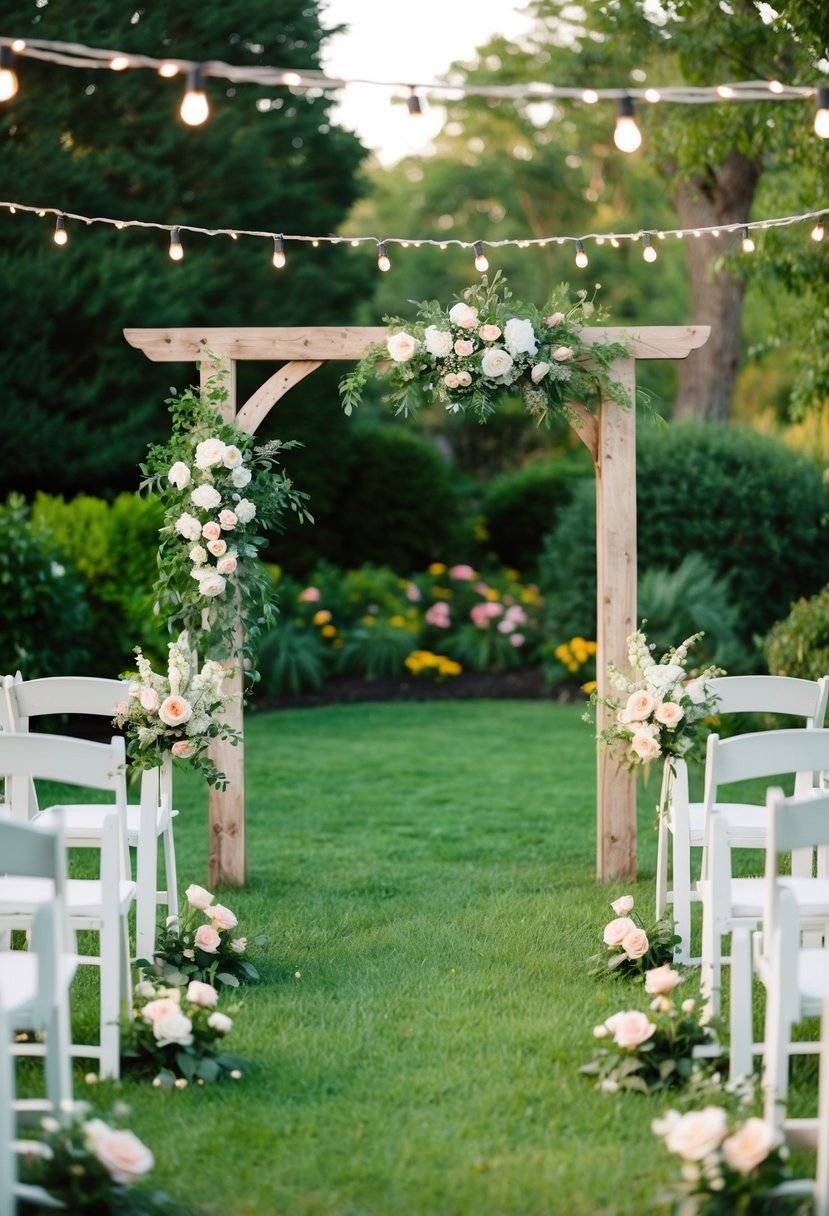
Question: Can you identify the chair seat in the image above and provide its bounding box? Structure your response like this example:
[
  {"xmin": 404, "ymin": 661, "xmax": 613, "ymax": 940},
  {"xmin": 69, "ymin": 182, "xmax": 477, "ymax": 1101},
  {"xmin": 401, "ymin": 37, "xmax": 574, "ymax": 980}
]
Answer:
[
  {"xmin": 683, "ymin": 801, "xmax": 767, "ymax": 845},
  {"xmin": 0, "ymin": 951, "xmax": 78, "ymax": 1018},
  {"xmin": 0, "ymin": 876, "xmax": 136, "ymax": 918},
  {"xmin": 39, "ymin": 802, "xmax": 176, "ymax": 846},
  {"xmin": 730, "ymin": 877, "xmax": 829, "ymax": 920},
  {"xmin": 798, "ymin": 948, "xmax": 829, "ymax": 1008}
]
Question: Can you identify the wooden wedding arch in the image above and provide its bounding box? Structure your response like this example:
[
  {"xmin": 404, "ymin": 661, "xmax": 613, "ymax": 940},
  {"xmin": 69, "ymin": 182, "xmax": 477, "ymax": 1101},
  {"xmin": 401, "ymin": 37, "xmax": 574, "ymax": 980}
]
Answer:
[{"xmin": 125, "ymin": 323, "xmax": 709, "ymax": 889}]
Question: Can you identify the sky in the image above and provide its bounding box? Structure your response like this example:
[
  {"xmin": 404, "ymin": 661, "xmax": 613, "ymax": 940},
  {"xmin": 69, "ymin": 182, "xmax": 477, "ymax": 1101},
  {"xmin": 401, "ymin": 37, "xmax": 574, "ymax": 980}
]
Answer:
[{"xmin": 319, "ymin": 1, "xmax": 535, "ymax": 163}]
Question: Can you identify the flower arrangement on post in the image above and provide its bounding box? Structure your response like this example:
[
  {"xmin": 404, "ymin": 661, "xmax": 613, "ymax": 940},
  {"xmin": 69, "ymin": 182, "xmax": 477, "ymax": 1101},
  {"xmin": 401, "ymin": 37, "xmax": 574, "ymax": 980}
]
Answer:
[
  {"xmin": 590, "ymin": 627, "xmax": 723, "ymax": 769},
  {"xmin": 114, "ymin": 632, "xmax": 239, "ymax": 789},
  {"xmin": 653, "ymin": 1106, "xmax": 807, "ymax": 1214},
  {"xmin": 121, "ymin": 975, "xmax": 244, "ymax": 1087},
  {"xmin": 339, "ymin": 272, "xmax": 630, "ymax": 425},
  {"xmin": 588, "ymin": 894, "xmax": 681, "ymax": 978},
  {"xmin": 139, "ymin": 882, "xmax": 263, "ymax": 990},
  {"xmin": 140, "ymin": 373, "xmax": 313, "ymax": 674},
  {"xmin": 17, "ymin": 1104, "xmax": 188, "ymax": 1214},
  {"xmin": 580, "ymin": 966, "xmax": 721, "ymax": 1095}
]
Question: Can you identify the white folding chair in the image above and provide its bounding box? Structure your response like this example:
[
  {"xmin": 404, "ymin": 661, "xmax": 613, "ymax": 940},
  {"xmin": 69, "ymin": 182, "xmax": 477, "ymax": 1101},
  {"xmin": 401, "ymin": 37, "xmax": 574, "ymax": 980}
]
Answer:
[
  {"xmin": 655, "ymin": 675, "xmax": 829, "ymax": 963},
  {"xmin": 0, "ymin": 734, "xmax": 136, "ymax": 1079},
  {"xmin": 1, "ymin": 673, "xmax": 178, "ymax": 960},
  {"xmin": 697, "ymin": 730, "xmax": 829, "ymax": 1055},
  {"xmin": 0, "ymin": 817, "xmax": 76, "ymax": 1216}
]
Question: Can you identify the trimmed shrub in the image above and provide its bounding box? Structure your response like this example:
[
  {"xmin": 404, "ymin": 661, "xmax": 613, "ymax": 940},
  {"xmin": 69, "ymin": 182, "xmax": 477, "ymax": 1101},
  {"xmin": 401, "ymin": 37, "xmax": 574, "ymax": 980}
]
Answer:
[
  {"xmin": 763, "ymin": 586, "xmax": 829, "ymax": 681},
  {"xmin": 481, "ymin": 453, "xmax": 592, "ymax": 573},
  {"xmin": 539, "ymin": 421, "xmax": 829, "ymax": 659}
]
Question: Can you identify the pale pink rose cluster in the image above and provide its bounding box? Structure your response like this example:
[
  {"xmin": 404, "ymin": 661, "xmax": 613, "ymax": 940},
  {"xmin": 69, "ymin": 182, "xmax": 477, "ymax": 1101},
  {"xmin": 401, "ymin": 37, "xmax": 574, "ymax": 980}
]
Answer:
[
  {"xmin": 602, "ymin": 896, "xmax": 650, "ymax": 961},
  {"xmin": 656, "ymin": 1107, "xmax": 780, "ymax": 1177},
  {"xmin": 602, "ymin": 1009, "xmax": 656, "ymax": 1049},
  {"xmin": 425, "ymin": 601, "xmax": 451, "ymax": 629},
  {"xmin": 83, "ymin": 1119, "xmax": 155, "ymax": 1185},
  {"xmin": 185, "ymin": 883, "xmax": 240, "ymax": 954}
]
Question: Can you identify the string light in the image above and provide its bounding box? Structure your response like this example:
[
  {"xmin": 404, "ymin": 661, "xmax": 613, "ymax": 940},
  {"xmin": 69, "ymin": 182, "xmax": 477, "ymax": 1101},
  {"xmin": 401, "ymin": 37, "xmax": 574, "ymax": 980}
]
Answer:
[
  {"xmin": 613, "ymin": 95, "xmax": 642, "ymax": 153},
  {"xmin": 110, "ymin": 55, "xmax": 130, "ymax": 72},
  {"xmin": 377, "ymin": 241, "xmax": 391, "ymax": 272},
  {"xmin": 53, "ymin": 214, "xmax": 67, "ymax": 245},
  {"xmin": 473, "ymin": 241, "xmax": 488, "ymax": 272},
  {"xmin": 575, "ymin": 239, "xmax": 588, "ymax": 268},
  {"xmin": 642, "ymin": 232, "xmax": 657, "ymax": 262},
  {"xmin": 407, "ymin": 87, "xmax": 423, "ymax": 117},
  {"xmin": 0, "ymin": 46, "xmax": 19, "ymax": 101},
  {"xmin": 169, "ymin": 226, "xmax": 183, "ymax": 260},
  {"xmin": 272, "ymin": 234, "xmax": 286, "ymax": 268},
  {"xmin": 815, "ymin": 86, "xmax": 829, "ymax": 138},
  {"xmin": 180, "ymin": 66, "xmax": 208, "ymax": 126},
  {"xmin": 812, "ymin": 221, "xmax": 825, "ymax": 242},
  {"xmin": 741, "ymin": 227, "xmax": 756, "ymax": 253},
  {"xmin": 158, "ymin": 61, "xmax": 179, "ymax": 78}
]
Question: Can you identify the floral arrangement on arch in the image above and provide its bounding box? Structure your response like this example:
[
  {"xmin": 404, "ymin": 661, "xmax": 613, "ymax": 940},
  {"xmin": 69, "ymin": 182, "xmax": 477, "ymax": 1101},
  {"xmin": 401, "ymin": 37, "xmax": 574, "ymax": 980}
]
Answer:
[
  {"xmin": 140, "ymin": 882, "xmax": 263, "ymax": 990},
  {"xmin": 114, "ymin": 632, "xmax": 238, "ymax": 788},
  {"xmin": 588, "ymin": 893, "xmax": 681, "ymax": 978},
  {"xmin": 141, "ymin": 374, "xmax": 312, "ymax": 673},
  {"xmin": 121, "ymin": 974, "xmax": 244, "ymax": 1087},
  {"xmin": 17, "ymin": 1104, "xmax": 188, "ymax": 1214},
  {"xmin": 338, "ymin": 272, "xmax": 630, "ymax": 425},
  {"xmin": 589, "ymin": 626, "xmax": 723, "ymax": 769},
  {"xmin": 580, "ymin": 965, "xmax": 721, "ymax": 1095}
]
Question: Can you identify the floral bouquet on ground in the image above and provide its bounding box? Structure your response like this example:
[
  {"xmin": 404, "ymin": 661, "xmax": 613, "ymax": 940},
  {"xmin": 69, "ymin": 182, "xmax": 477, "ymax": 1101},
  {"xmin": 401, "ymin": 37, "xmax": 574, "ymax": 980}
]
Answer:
[
  {"xmin": 653, "ymin": 1105, "xmax": 809, "ymax": 1214},
  {"xmin": 17, "ymin": 1104, "xmax": 188, "ymax": 1214},
  {"xmin": 339, "ymin": 272, "xmax": 630, "ymax": 425},
  {"xmin": 121, "ymin": 974, "xmax": 244, "ymax": 1087},
  {"xmin": 580, "ymin": 966, "xmax": 721, "ymax": 1095},
  {"xmin": 139, "ymin": 882, "xmax": 263, "ymax": 990},
  {"xmin": 588, "ymin": 894, "xmax": 681, "ymax": 978},
  {"xmin": 591, "ymin": 626, "xmax": 723, "ymax": 769},
  {"xmin": 114, "ymin": 632, "xmax": 239, "ymax": 788}
]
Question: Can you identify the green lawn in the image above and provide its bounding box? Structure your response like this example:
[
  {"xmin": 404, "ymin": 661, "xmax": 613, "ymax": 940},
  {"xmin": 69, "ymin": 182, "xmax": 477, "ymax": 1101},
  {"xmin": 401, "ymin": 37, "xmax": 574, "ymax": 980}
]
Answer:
[{"xmin": 29, "ymin": 701, "xmax": 820, "ymax": 1214}]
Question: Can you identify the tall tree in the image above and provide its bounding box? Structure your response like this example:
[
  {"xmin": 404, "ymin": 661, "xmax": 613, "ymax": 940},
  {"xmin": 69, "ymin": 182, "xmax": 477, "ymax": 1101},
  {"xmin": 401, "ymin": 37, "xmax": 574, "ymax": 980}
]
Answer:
[{"xmin": 0, "ymin": 0, "xmax": 372, "ymax": 496}]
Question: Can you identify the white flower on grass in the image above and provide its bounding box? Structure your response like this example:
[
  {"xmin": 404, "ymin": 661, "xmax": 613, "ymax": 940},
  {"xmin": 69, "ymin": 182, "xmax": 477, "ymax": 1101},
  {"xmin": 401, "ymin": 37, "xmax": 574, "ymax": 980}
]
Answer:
[
  {"xmin": 207, "ymin": 1011, "xmax": 233, "ymax": 1035},
  {"xmin": 424, "ymin": 325, "xmax": 453, "ymax": 357},
  {"xmin": 448, "ymin": 302, "xmax": 478, "ymax": 329},
  {"xmin": 168, "ymin": 461, "xmax": 191, "ymax": 489},
  {"xmin": 186, "ymin": 980, "xmax": 219, "ymax": 1008},
  {"xmin": 230, "ymin": 937, "xmax": 247, "ymax": 953},
  {"xmin": 235, "ymin": 499, "xmax": 256, "ymax": 525},
  {"xmin": 152, "ymin": 1012, "xmax": 194, "ymax": 1048},
  {"xmin": 481, "ymin": 347, "xmax": 514, "ymax": 379},
  {"xmin": 386, "ymin": 331, "xmax": 419, "ymax": 362},
  {"xmin": 503, "ymin": 317, "xmax": 538, "ymax": 357},
  {"xmin": 191, "ymin": 484, "xmax": 222, "ymax": 511},
  {"xmin": 174, "ymin": 513, "xmax": 202, "ymax": 542},
  {"xmin": 194, "ymin": 437, "xmax": 226, "ymax": 469},
  {"xmin": 230, "ymin": 465, "xmax": 252, "ymax": 489}
]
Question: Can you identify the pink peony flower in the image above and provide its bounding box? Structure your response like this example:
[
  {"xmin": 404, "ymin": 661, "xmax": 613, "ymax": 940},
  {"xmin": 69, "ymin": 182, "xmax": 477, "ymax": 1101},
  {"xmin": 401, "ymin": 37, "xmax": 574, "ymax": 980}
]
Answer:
[
  {"xmin": 425, "ymin": 603, "xmax": 450, "ymax": 628},
  {"xmin": 509, "ymin": 633, "xmax": 525, "ymax": 647},
  {"xmin": 449, "ymin": 565, "xmax": 476, "ymax": 580},
  {"xmin": 405, "ymin": 581, "xmax": 421, "ymax": 602},
  {"xmin": 298, "ymin": 587, "xmax": 321, "ymax": 602}
]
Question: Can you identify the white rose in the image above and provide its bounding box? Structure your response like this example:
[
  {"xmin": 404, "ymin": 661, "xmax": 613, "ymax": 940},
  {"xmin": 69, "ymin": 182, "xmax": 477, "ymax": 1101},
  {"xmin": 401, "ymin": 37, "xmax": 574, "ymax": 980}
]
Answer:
[
  {"xmin": 186, "ymin": 980, "xmax": 219, "ymax": 1007},
  {"xmin": 188, "ymin": 544, "xmax": 207, "ymax": 565},
  {"xmin": 152, "ymin": 1011, "xmax": 194, "ymax": 1047},
  {"xmin": 174, "ymin": 513, "xmax": 202, "ymax": 542},
  {"xmin": 139, "ymin": 687, "xmax": 159, "ymax": 712},
  {"xmin": 503, "ymin": 317, "xmax": 538, "ymax": 357},
  {"xmin": 386, "ymin": 331, "xmax": 419, "ymax": 362},
  {"xmin": 219, "ymin": 509, "xmax": 237, "ymax": 531},
  {"xmin": 552, "ymin": 345, "xmax": 574, "ymax": 361},
  {"xmin": 168, "ymin": 461, "xmax": 191, "ymax": 490},
  {"xmin": 207, "ymin": 1011, "xmax": 233, "ymax": 1035},
  {"xmin": 186, "ymin": 883, "xmax": 213, "ymax": 910},
  {"xmin": 424, "ymin": 325, "xmax": 453, "ymax": 357},
  {"xmin": 209, "ymin": 902, "xmax": 238, "ymax": 931},
  {"xmin": 191, "ymin": 484, "xmax": 222, "ymax": 510},
  {"xmin": 665, "ymin": 1107, "xmax": 728, "ymax": 1162},
  {"xmin": 199, "ymin": 572, "xmax": 227, "ymax": 598},
  {"xmin": 481, "ymin": 347, "xmax": 515, "ymax": 379},
  {"xmin": 722, "ymin": 1119, "xmax": 779, "ymax": 1175},
  {"xmin": 448, "ymin": 302, "xmax": 479, "ymax": 329},
  {"xmin": 85, "ymin": 1124, "xmax": 154, "ymax": 1185},
  {"xmin": 644, "ymin": 664, "xmax": 684, "ymax": 690},
  {"xmin": 684, "ymin": 677, "xmax": 708, "ymax": 705},
  {"xmin": 222, "ymin": 445, "xmax": 243, "ymax": 469},
  {"xmin": 194, "ymin": 438, "xmax": 226, "ymax": 469},
  {"xmin": 235, "ymin": 499, "xmax": 256, "ymax": 524},
  {"xmin": 531, "ymin": 361, "xmax": 550, "ymax": 383},
  {"xmin": 230, "ymin": 465, "xmax": 252, "ymax": 489}
]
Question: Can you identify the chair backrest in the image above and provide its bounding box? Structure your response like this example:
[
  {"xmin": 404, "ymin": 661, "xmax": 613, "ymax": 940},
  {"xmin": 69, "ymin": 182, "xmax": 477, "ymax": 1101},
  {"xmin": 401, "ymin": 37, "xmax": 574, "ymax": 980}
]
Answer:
[
  {"xmin": 2, "ymin": 674, "xmax": 130, "ymax": 732},
  {"xmin": 707, "ymin": 675, "xmax": 828, "ymax": 724},
  {"xmin": 0, "ymin": 815, "xmax": 72, "ymax": 959},
  {"xmin": 703, "ymin": 728, "xmax": 829, "ymax": 811}
]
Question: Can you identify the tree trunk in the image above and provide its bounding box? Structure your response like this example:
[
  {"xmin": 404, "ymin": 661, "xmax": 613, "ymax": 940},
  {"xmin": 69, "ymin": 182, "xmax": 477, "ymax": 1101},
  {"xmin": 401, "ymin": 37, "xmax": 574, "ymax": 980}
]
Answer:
[{"xmin": 670, "ymin": 149, "xmax": 762, "ymax": 421}]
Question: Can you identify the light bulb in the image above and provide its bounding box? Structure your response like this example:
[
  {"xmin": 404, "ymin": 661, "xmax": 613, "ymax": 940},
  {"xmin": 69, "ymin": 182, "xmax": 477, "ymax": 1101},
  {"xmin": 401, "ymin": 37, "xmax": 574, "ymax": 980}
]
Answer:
[
  {"xmin": 0, "ymin": 46, "xmax": 18, "ymax": 102},
  {"xmin": 642, "ymin": 233, "xmax": 657, "ymax": 262},
  {"xmin": 815, "ymin": 87, "xmax": 829, "ymax": 138},
  {"xmin": 169, "ymin": 227, "xmax": 184, "ymax": 261},
  {"xmin": 581, "ymin": 89, "xmax": 599, "ymax": 104},
  {"xmin": 377, "ymin": 242, "xmax": 391, "ymax": 272},
  {"xmin": 53, "ymin": 214, "xmax": 67, "ymax": 246},
  {"xmin": 613, "ymin": 95, "xmax": 641, "ymax": 153},
  {"xmin": 180, "ymin": 66, "xmax": 209, "ymax": 126},
  {"xmin": 110, "ymin": 56, "xmax": 130, "ymax": 71},
  {"xmin": 407, "ymin": 88, "xmax": 423, "ymax": 117},
  {"xmin": 473, "ymin": 241, "xmax": 488, "ymax": 272},
  {"xmin": 272, "ymin": 235, "xmax": 286, "ymax": 268},
  {"xmin": 158, "ymin": 61, "xmax": 179, "ymax": 78},
  {"xmin": 741, "ymin": 227, "xmax": 755, "ymax": 253},
  {"xmin": 812, "ymin": 222, "xmax": 825, "ymax": 242},
  {"xmin": 575, "ymin": 240, "xmax": 588, "ymax": 269}
]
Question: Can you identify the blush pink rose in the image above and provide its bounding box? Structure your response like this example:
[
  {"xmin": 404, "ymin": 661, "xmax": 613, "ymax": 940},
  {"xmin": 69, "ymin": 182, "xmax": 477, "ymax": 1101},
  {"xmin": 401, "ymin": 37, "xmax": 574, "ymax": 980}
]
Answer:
[
  {"xmin": 139, "ymin": 687, "xmax": 159, "ymax": 711},
  {"xmin": 186, "ymin": 884, "xmax": 213, "ymax": 911},
  {"xmin": 207, "ymin": 538, "xmax": 227, "ymax": 557},
  {"xmin": 621, "ymin": 928, "xmax": 650, "ymax": 959},
  {"xmin": 219, "ymin": 509, "xmax": 238, "ymax": 531},
  {"xmin": 86, "ymin": 1124, "xmax": 154, "ymax": 1184},
  {"xmin": 456, "ymin": 370, "xmax": 472, "ymax": 387},
  {"xmin": 140, "ymin": 996, "xmax": 181, "ymax": 1024},
  {"xmin": 194, "ymin": 924, "xmax": 221, "ymax": 953},
  {"xmin": 606, "ymin": 1010, "xmax": 656, "ymax": 1049},
  {"xmin": 186, "ymin": 980, "xmax": 219, "ymax": 1007},
  {"xmin": 625, "ymin": 689, "xmax": 655, "ymax": 721},
  {"xmin": 655, "ymin": 701, "xmax": 685, "ymax": 727},
  {"xmin": 665, "ymin": 1107, "xmax": 728, "ymax": 1161},
  {"xmin": 478, "ymin": 324, "xmax": 501, "ymax": 341},
  {"xmin": 158, "ymin": 695, "xmax": 193, "ymax": 727},
  {"xmin": 552, "ymin": 345, "xmax": 573, "ymax": 361},
  {"xmin": 545, "ymin": 311, "xmax": 565, "ymax": 327},
  {"xmin": 209, "ymin": 903, "xmax": 238, "ymax": 931},
  {"xmin": 630, "ymin": 732, "xmax": 661, "ymax": 761},
  {"xmin": 444, "ymin": 372, "xmax": 460, "ymax": 388},
  {"xmin": 201, "ymin": 521, "xmax": 221, "ymax": 541},
  {"xmin": 454, "ymin": 338, "xmax": 474, "ymax": 356},
  {"xmin": 722, "ymin": 1118, "xmax": 779, "ymax": 1175},
  {"xmin": 216, "ymin": 554, "xmax": 238, "ymax": 576},
  {"xmin": 645, "ymin": 964, "xmax": 682, "ymax": 995},
  {"xmin": 611, "ymin": 895, "xmax": 634, "ymax": 915},
  {"xmin": 603, "ymin": 916, "xmax": 635, "ymax": 946},
  {"xmin": 171, "ymin": 739, "xmax": 194, "ymax": 758}
]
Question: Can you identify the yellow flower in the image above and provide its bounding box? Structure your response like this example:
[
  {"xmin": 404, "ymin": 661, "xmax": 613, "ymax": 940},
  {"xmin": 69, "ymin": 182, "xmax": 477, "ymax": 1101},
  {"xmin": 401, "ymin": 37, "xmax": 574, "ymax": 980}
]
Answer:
[
  {"xmin": 432, "ymin": 586, "xmax": 453, "ymax": 599},
  {"xmin": 586, "ymin": 641, "xmax": 598, "ymax": 655},
  {"xmin": 313, "ymin": 609, "xmax": 332, "ymax": 626},
  {"xmin": 321, "ymin": 624, "xmax": 337, "ymax": 638},
  {"xmin": 428, "ymin": 562, "xmax": 447, "ymax": 575},
  {"xmin": 390, "ymin": 614, "xmax": 407, "ymax": 628},
  {"xmin": 554, "ymin": 644, "xmax": 571, "ymax": 662},
  {"xmin": 484, "ymin": 588, "xmax": 500, "ymax": 602},
  {"xmin": 506, "ymin": 569, "xmax": 520, "ymax": 581},
  {"xmin": 361, "ymin": 615, "xmax": 376, "ymax": 627},
  {"xmin": 582, "ymin": 680, "xmax": 597, "ymax": 694}
]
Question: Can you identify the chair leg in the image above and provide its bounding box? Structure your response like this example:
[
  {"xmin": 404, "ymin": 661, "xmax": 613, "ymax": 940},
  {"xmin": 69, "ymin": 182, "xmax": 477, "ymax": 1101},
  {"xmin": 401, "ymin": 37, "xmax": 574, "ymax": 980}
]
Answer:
[
  {"xmin": 135, "ymin": 821, "xmax": 158, "ymax": 963},
  {"xmin": 762, "ymin": 974, "xmax": 791, "ymax": 1129},
  {"xmin": 0, "ymin": 1011, "xmax": 17, "ymax": 1216},
  {"xmin": 655, "ymin": 814, "xmax": 669, "ymax": 921},
  {"xmin": 816, "ymin": 995, "xmax": 829, "ymax": 1216},
  {"xmin": 163, "ymin": 822, "xmax": 178, "ymax": 922},
  {"xmin": 700, "ymin": 890, "xmax": 722, "ymax": 1020},
  {"xmin": 672, "ymin": 828, "xmax": 693, "ymax": 965},
  {"xmin": 729, "ymin": 927, "xmax": 754, "ymax": 1083},
  {"xmin": 98, "ymin": 920, "xmax": 125, "ymax": 1081}
]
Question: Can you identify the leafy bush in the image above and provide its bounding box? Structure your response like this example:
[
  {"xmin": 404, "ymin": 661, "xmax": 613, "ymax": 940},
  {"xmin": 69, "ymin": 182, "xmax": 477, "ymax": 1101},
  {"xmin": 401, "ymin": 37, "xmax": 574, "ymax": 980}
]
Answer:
[
  {"xmin": 637, "ymin": 553, "xmax": 748, "ymax": 671},
  {"xmin": 539, "ymin": 422, "xmax": 829, "ymax": 659},
  {"xmin": 762, "ymin": 585, "xmax": 829, "ymax": 681},
  {"xmin": 481, "ymin": 453, "xmax": 591, "ymax": 572},
  {"xmin": 0, "ymin": 494, "xmax": 90, "ymax": 678}
]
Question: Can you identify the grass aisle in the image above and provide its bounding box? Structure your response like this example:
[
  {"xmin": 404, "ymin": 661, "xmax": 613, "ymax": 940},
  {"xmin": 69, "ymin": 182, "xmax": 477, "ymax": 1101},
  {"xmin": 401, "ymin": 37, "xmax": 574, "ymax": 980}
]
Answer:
[{"xmin": 101, "ymin": 701, "xmax": 681, "ymax": 1214}]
